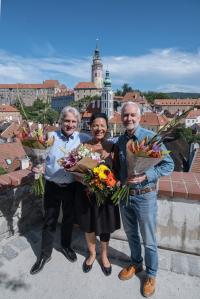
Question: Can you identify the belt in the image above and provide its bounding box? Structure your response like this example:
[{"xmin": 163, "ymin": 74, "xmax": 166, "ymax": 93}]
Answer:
[
  {"xmin": 129, "ymin": 186, "xmax": 156, "ymax": 196},
  {"xmin": 48, "ymin": 181, "xmax": 69, "ymax": 188}
]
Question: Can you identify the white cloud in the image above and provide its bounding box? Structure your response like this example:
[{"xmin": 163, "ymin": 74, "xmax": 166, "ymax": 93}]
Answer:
[
  {"xmin": 156, "ymin": 84, "xmax": 200, "ymax": 93},
  {"xmin": 0, "ymin": 48, "xmax": 200, "ymax": 92}
]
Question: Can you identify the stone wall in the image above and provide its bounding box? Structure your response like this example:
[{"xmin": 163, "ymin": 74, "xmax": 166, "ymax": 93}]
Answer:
[
  {"xmin": 112, "ymin": 196, "xmax": 200, "ymax": 255},
  {"xmin": 112, "ymin": 172, "xmax": 200, "ymax": 255},
  {"xmin": 0, "ymin": 170, "xmax": 43, "ymax": 241},
  {"xmin": 0, "ymin": 170, "xmax": 200, "ymax": 256}
]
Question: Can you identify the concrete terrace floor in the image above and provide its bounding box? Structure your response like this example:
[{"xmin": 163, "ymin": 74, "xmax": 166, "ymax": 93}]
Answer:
[{"xmin": 0, "ymin": 227, "xmax": 200, "ymax": 299}]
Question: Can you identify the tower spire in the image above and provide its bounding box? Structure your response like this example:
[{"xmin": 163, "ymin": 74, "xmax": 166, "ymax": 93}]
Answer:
[
  {"xmin": 101, "ymin": 69, "xmax": 113, "ymax": 119},
  {"xmin": 91, "ymin": 40, "xmax": 103, "ymax": 89},
  {"xmin": 96, "ymin": 38, "xmax": 99, "ymax": 50}
]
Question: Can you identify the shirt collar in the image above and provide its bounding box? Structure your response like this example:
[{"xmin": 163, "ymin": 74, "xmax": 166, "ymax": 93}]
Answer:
[
  {"xmin": 60, "ymin": 130, "xmax": 76, "ymax": 141},
  {"xmin": 125, "ymin": 125, "xmax": 141, "ymax": 141}
]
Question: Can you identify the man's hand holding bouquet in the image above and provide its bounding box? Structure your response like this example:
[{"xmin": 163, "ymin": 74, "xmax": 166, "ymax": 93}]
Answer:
[
  {"xmin": 17, "ymin": 124, "xmax": 54, "ymax": 197},
  {"xmin": 111, "ymin": 107, "xmax": 193, "ymax": 204}
]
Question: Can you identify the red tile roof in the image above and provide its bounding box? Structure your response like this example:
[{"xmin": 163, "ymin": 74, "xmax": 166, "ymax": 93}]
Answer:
[
  {"xmin": 82, "ymin": 111, "xmax": 92, "ymax": 118},
  {"xmin": 0, "ymin": 80, "xmax": 59, "ymax": 89},
  {"xmin": 0, "ymin": 122, "xmax": 21, "ymax": 139},
  {"xmin": 154, "ymin": 99, "xmax": 200, "ymax": 106},
  {"xmin": 0, "ymin": 169, "xmax": 33, "ymax": 190},
  {"xmin": 0, "ymin": 105, "xmax": 19, "ymax": 112},
  {"xmin": 114, "ymin": 96, "xmax": 123, "ymax": 101},
  {"xmin": 186, "ymin": 109, "xmax": 200, "ymax": 119},
  {"xmin": 109, "ymin": 112, "xmax": 122, "ymax": 124},
  {"xmin": 81, "ymin": 101, "xmax": 101, "ymax": 119},
  {"xmin": 140, "ymin": 112, "xmax": 169, "ymax": 126},
  {"xmin": 0, "ymin": 140, "xmax": 26, "ymax": 160},
  {"xmin": 123, "ymin": 92, "xmax": 147, "ymax": 104},
  {"xmin": 74, "ymin": 82, "xmax": 97, "ymax": 89},
  {"xmin": 43, "ymin": 80, "xmax": 59, "ymax": 87}
]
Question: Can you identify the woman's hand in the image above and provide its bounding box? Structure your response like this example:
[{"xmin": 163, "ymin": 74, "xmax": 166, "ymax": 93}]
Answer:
[
  {"xmin": 100, "ymin": 149, "xmax": 110, "ymax": 160},
  {"xmin": 74, "ymin": 173, "xmax": 84, "ymax": 183}
]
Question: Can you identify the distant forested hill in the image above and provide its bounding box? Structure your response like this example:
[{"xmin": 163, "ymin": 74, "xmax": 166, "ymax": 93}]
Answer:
[{"xmin": 167, "ymin": 92, "xmax": 200, "ymax": 99}]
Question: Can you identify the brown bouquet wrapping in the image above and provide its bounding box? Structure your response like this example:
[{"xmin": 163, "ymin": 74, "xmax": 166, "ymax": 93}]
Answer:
[
  {"xmin": 126, "ymin": 140, "xmax": 163, "ymax": 176},
  {"xmin": 67, "ymin": 157, "xmax": 99, "ymax": 174}
]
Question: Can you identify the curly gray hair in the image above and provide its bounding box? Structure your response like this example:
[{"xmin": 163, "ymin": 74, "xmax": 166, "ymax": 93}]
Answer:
[{"xmin": 58, "ymin": 106, "xmax": 81, "ymax": 125}]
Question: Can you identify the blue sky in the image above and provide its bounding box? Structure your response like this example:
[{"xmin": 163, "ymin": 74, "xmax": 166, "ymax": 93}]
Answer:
[{"xmin": 0, "ymin": 0, "xmax": 200, "ymax": 92}]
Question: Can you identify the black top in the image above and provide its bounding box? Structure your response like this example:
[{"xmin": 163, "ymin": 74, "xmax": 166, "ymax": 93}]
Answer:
[{"xmin": 74, "ymin": 154, "xmax": 120, "ymax": 235}]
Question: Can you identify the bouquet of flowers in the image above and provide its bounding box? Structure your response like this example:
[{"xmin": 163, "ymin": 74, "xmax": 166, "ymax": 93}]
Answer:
[
  {"xmin": 126, "ymin": 137, "xmax": 169, "ymax": 177},
  {"xmin": 126, "ymin": 107, "xmax": 193, "ymax": 177},
  {"xmin": 18, "ymin": 125, "xmax": 54, "ymax": 158},
  {"xmin": 84, "ymin": 164, "xmax": 118, "ymax": 206},
  {"xmin": 58, "ymin": 144, "xmax": 103, "ymax": 174},
  {"xmin": 17, "ymin": 124, "xmax": 54, "ymax": 197},
  {"xmin": 59, "ymin": 145, "xmax": 125, "ymax": 206},
  {"xmin": 111, "ymin": 107, "xmax": 193, "ymax": 205}
]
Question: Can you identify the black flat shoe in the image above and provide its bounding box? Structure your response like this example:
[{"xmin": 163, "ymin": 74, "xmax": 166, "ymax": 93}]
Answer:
[
  {"xmin": 101, "ymin": 264, "xmax": 112, "ymax": 276},
  {"xmin": 30, "ymin": 255, "xmax": 51, "ymax": 275},
  {"xmin": 61, "ymin": 247, "xmax": 77, "ymax": 262},
  {"xmin": 82, "ymin": 257, "xmax": 95, "ymax": 273}
]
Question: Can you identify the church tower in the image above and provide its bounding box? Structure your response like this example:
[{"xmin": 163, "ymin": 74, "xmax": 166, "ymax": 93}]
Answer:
[
  {"xmin": 101, "ymin": 70, "xmax": 114, "ymax": 119},
  {"xmin": 91, "ymin": 42, "xmax": 103, "ymax": 89}
]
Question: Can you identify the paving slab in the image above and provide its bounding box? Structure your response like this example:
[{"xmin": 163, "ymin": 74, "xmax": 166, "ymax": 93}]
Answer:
[{"xmin": 0, "ymin": 228, "xmax": 199, "ymax": 299}]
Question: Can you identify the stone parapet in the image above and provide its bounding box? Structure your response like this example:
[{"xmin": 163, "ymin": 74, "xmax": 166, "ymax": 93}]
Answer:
[
  {"xmin": 158, "ymin": 172, "xmax": 200, "ymax": 200},
  {"xmin": 0, "ymin": 170, "xmax": 43, "ymax": 240},
  {"xmin": 0, "ymin": 171, "xmax": 200, "ymax": 256}
]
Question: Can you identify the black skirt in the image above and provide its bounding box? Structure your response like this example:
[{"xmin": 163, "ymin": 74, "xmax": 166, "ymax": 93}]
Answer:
[{"xmin": 74, "ymin": 182, "xmax": 121, "ymax": 236}]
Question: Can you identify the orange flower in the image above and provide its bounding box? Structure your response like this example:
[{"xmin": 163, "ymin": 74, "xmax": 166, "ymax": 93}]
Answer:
[{"xmin": 105, "ymin": 173, "xmax": 116, "ymax": 187}]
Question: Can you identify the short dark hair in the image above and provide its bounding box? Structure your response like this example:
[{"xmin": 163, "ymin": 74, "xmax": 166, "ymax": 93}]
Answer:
[{"xmin": 90, "ymin": 112, "xmax": 108, "ymax": 127}]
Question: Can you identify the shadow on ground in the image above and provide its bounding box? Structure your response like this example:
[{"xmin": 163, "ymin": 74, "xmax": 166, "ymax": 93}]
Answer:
[
  {"xmin": 20, "ymin": 224, "xmax": 131, "ymax": 269},
  {"xmin": 0, "ymin": 272, "xmax": 30, "ymax": 291}
]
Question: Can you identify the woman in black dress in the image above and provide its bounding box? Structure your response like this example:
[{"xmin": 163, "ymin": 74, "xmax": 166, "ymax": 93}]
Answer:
[{"xmin": 75, "ymin": 112, "xmax": 120, "ymax": 276}]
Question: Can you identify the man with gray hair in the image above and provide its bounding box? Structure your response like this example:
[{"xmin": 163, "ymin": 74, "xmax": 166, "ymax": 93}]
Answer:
[
  {"xmin": 30, "ymin": 106, "xmax": 90, "ymax": 275},
  {"xmin": 116, "ymin": 102, "xmax": 174, "ymax": 297}
]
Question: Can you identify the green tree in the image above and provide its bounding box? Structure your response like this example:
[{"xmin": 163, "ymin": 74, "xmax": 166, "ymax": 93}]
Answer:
[
  {"xmin": 173, "ymin": 125, "xmax": 200, "ymax": 144},
  {"xmin": 115, "ymin": 89, "xmax": 123, "ymax": 96},
  {"xmin": 70, "ymin": 95, "xmax": 100, "ymax": 112},
  {"xmin": 141, "ymin": 91, "xmax": 170, "ymax": 104},
  {"xmin": 121, "ymin": 83, "xmax": 133, "ymax": 96},
  {"xmin": 14, "ymin": 97, "xmax": 59, "ymax": 124}
]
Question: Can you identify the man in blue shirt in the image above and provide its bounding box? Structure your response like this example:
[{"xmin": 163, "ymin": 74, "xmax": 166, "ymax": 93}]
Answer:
[
  {"xmin": 30, "ymin": 106, "xmax": 90, "ymax": 275},
  {"xmin": 117, "ymin": 102, "xmax": 174, "ymax": 297}
]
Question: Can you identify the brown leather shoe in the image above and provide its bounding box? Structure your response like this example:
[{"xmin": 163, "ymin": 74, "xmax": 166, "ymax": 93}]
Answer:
[
  {"xmin": 118, "ymin": 264, "xmax": 143, "ymax": 280},
  {"xmin": 143, "ymin": 277, "xmax": 156, "ymax": 297}
]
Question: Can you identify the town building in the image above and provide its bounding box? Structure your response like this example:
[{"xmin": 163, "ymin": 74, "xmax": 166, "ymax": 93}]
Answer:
[
  {"xmin": 185, "ymin": 109, "xmax": 200, "ymax": 128},
  {"xmin": 109, "ymin": 112, "xmax": 123, "ymax": 136},
  {"xmin": 0, "ymin": 139, "xmax": 28, "ymax": 173},
  {"xmin": 91, "ymin": 43, "xmax": 103, "ymax": 89},
  {"xmin": 154, "ymin": 99, "xmax": 200, "ymax": 114},
  {"xmin": 101, "ymin": 70, "xmax": 114, "ymax": 119},
  {"xmin": 0, "ymin": 80, "xmax": 64, "ymax": 106},
  {"xmin": 74, "ymin": 44, "xmax": 103, "ymax": 101},
  {"xmin": 0, "ymin": 105, "xmax": 22, "ymax": 122},
  {"xmin": 74, "ymin": 82, "xmax": 100, "ymax": 102},
  {"xmin": 51, "ymin": 91, "xmax": 74, "ymax": 112},
  {"xmin": 140, "ymin": 112, "xmax": 169, "ymax": 132}
]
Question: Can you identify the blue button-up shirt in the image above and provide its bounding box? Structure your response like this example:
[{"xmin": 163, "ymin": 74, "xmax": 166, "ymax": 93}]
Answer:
[
  {"xmin": 116, "ymin": 125, "xmax": 174, "ymax": 189},
  {"xmin": 45, "ymin": 130, "xmax": 91, "ymax": 184}
]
